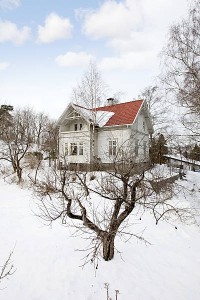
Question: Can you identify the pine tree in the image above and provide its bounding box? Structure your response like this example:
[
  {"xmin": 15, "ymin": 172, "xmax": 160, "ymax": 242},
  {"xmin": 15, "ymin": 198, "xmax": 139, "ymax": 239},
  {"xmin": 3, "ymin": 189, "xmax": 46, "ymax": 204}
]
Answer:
[
  {"xmin": 150, "ymin": 134, "xmax": 168, "ymax": 165},
  {"xmin": 189, "ymin": 144, "xmax": 200, "ymax": 161},
  {"xmin": 0, "ymin": 105, "xmax": 13, "ymax": 137}
]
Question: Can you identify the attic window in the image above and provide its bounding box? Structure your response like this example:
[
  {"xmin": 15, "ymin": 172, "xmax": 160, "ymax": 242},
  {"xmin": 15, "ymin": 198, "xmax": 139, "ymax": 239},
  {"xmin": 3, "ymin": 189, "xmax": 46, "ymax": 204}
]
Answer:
[
  {"xmin": 80, "ymin": 124, "xmax": 83, "ymax": 130},
  {"xmin": 73, "ymin": 111, "xmax": 80, "ymax": 117},
  {"xmin": 74, "ymin": 124, "xmax": 78, "ymax": 131}
]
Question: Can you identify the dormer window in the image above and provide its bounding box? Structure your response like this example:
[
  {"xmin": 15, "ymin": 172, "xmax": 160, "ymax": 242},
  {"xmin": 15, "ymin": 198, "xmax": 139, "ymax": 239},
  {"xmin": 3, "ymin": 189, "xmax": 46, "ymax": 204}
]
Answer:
[
  {"xmin": 80, "ymin": 124, "xmax": 83, "ymax": 130},
  {"xmin": 74, "ymin": 124, "xmax": 78, "ymax": 131}
]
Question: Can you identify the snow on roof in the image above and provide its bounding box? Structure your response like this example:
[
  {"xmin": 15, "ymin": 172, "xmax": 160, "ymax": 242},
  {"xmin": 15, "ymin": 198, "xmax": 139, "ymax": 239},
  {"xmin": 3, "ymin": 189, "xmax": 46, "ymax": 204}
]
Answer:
[
  {"xmin": 74, "ymin": 100, "xmax": 143, "ymax": 127},
  {"xmin": 73, "ymin": 104, "xmax": 114, "ymax": 128},
  {"xmin": 96, "ymin": 111, "xmax": 115, "ymax": 127},
  {"xmin": 73, "ymin": 104, "xmax": 93, "ymax": 122}
]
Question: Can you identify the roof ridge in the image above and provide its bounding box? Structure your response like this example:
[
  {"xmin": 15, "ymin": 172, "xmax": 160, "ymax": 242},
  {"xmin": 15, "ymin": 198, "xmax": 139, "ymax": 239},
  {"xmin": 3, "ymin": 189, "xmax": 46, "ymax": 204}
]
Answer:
[
  {"xmin": 73, "ymin": 99, "xmax": 143, "ymax": 111},
  {"xmin": 73, "ymin": 103, "xmax": 90, "ymax": 110},
  {"xmin": 96, "ymin": 99, "xmax": 143, "ymax": 110}
]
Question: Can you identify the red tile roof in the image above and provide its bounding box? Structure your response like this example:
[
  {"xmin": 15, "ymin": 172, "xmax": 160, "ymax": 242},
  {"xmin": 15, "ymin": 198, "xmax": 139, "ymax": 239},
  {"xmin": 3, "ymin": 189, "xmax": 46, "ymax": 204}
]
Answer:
[{"xmin": 95, "ymin": 100, "xmax": 143, "ymax": 127}]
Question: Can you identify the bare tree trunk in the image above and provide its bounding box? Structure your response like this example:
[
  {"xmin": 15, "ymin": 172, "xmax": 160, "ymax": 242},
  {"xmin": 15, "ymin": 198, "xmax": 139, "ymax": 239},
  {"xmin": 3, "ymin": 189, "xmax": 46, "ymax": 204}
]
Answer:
[
  {"xmin": 16, "ymin": 166, "xmax": 22, "ymax": 183},
  {"xmin": 102, "ymin": 234, "xmax": 115, "ymax": 261},
  {"xmin": 16, "ymin": 160, "xmax": 22, "ymax": 182},
  {"xmin": 34, "ymin": 159, "xmax": 42, "ymax": 184},
  {"xmin": 12, "ymin": 163, "xmax": 17, "ymax": 173}
]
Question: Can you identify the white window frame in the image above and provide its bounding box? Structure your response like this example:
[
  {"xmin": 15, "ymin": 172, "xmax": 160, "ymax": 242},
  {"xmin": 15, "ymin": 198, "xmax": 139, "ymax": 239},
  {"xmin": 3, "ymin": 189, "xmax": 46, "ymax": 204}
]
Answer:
[
  {"xmin": 143, "ymin": 121, "xmax": 146, "ymax": 131},
  {"xmin": 70, "ymin": 143, "xmax": 78, "ymax": 155},
  {"xmin": 79, "ymin": 142, "xmax": 84, "ymax": 155},
  {"xmin": 135, "ymin": 139, "xmax": 139, "ymax": 156},
  {"xmin": 143, "ymin": 141, "xmax": 147, "ymax": 157},
  {"xmin": 109, "ymin": 140, "xmax": 117, "ymax": 156}
]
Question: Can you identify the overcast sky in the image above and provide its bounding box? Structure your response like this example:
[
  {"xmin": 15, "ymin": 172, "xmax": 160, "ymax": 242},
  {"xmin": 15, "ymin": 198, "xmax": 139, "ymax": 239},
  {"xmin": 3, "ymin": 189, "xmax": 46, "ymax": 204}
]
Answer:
[{"xmin": 0, "ymin": 0, "xmax": 189, "ymax": 118}]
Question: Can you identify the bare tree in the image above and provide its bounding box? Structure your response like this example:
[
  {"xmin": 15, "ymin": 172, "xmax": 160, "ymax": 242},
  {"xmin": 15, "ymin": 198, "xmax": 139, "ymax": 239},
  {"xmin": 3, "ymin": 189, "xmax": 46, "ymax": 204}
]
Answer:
[
  {"xmin": 72, "ymin": 61, "xmax": 108, "ymax": 110},
  {"xmin": 32, "ymin": 112, "xmax": 49, "ymax": 147},
  {"xmin": 0, "ymin": 108, "xmax": 34, "ymax": 182},
  {"xmin": 161, "ymin": 0, "xmax": 200, "ymax": 134},
  {"xmin": 139, "ymin": 86, "xmax": 169, "ymax": 136},
  {"xmin": 34, "ymin": 146, "xmax": 191, "ymax": 263},
  {"xmin": 181, "ymin": 112, "xmax": 200, "ymax": 139},
  {"xmin": 41, "ymin": 119, "xmax": 58, "ymax": 166},
  {"xmin": 71, "ymin": 62, "xmax": 108, "ymax": 162},
  {"xmin": 0, "ymin": 251, "xmax": 15, "ymax": 287}
]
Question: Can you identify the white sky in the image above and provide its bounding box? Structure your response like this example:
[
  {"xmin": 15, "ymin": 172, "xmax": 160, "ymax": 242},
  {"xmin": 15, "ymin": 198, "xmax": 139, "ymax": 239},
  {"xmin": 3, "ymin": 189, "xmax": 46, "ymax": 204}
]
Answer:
[{"xmin": 0, "ymin": 0, "xmax": 189, "ymax": 119}]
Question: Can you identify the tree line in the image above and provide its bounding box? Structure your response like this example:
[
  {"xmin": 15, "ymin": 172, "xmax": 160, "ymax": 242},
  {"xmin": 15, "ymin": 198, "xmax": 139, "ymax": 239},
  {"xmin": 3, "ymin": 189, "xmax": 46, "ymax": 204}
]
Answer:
[{"xmin": 0, "ymin": 105, "xmax": 58, "ymax": 182}]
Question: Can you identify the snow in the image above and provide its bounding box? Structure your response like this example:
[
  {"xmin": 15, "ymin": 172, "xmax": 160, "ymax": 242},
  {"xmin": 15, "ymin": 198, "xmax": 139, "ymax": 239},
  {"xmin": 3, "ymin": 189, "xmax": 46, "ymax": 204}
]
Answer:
[
  {"xmin": 74, "ymin": 105, "xmax": 114, "ymax": 127},
  {"xmin": 95, "ymin": 111, "xmax": 114, "ymax": 127},
  {"xmin": 0, "ymin": 171, "xmax": 200, "ymax": 299}
]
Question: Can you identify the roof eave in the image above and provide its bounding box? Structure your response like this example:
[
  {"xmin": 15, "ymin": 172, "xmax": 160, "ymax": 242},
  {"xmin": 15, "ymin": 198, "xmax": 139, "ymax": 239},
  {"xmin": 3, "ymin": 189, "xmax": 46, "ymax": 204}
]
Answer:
[
  {"xmin": 57, "ymin": 102, "xmax": 92, "ymax": 126},
  {"xmin": 57, "ymin": 102, "xmax": 72, "ymax": 126}
]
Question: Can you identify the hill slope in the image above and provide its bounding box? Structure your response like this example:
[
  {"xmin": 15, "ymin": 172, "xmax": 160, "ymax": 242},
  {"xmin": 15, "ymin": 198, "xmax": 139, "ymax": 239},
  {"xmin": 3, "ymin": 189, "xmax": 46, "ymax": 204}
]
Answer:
[{"xmin": 0, "ymin": 171, "xmax": 200, "ymax": 300}]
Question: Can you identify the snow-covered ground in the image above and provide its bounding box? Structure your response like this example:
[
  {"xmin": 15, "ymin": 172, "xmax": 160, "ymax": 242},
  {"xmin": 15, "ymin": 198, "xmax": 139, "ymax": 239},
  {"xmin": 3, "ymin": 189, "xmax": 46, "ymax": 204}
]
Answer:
[{"xmin": 0, "ymin": 171, "xmax": 200, "ymax": 300}]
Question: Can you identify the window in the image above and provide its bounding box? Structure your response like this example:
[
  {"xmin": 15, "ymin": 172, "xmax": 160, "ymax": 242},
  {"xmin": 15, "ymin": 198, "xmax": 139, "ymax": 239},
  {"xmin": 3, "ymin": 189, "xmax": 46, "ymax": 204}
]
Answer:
[
  {"xmin": 109, "ymin": 140, "xmax": 117, "ymax": 156},
  {"xmin": 70, "ymin": 142, "xmax": 83, "ymax": 155},
  {"xmin": 143, "ymin": 141, "xmax": 147, "ymax": 157},
  {"xmin": 135, "ymin": 140, "xmax": 139, "ymax": 156},
  {"xmin": 79, "ymin": 143, "xmax": 83, "ymax": 155},
  {"xmin": 70, "ymin": 143, "xmax": 77, "ymax": 155},
  {"xmin": 64, "ymin": 143, "xmax": 68, "ymax": 156},
  {"xmin": 143, "ymin": 121, "xmax": 146, "ymax": 131},
  {"xmin": 74, "ymin": 123, "xmax": 82, "ymax": 131}
]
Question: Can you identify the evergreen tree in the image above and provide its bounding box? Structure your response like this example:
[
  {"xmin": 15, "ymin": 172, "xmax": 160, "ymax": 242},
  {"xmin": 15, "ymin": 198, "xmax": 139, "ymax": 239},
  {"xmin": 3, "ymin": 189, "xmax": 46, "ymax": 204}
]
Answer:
[
  {"xmin": 0, "ymin": 105, "xmax": 13, "ymax": 137},
  {"xmin": 150, "ymin": 134, "xmax": 168, "ymax": 165},
  {"xmin": 189, "ymin": 144, "xmax": 200, "ymax": 161}
]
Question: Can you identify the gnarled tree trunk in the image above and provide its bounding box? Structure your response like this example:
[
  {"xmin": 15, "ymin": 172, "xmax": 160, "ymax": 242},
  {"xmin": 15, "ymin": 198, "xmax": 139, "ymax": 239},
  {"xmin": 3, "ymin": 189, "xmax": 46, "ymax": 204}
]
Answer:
[{"xmin": 102, "ymin": 233, "xmax": 115, "ymax": 261}]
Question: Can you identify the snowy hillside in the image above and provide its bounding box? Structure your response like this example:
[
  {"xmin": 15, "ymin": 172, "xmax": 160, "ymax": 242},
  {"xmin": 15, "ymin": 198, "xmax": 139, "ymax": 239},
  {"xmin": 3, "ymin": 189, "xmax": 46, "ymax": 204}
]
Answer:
[{"xmin": 0, "ymin": 171, "xmax": 200, "ymax": 300}]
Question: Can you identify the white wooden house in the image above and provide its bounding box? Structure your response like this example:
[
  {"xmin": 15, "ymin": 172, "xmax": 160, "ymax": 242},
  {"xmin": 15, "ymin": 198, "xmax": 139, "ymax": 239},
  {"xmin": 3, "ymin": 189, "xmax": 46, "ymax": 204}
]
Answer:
[{"xmin": 57, "ymin": 99, "xmax": 153, "ymax": 168}]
